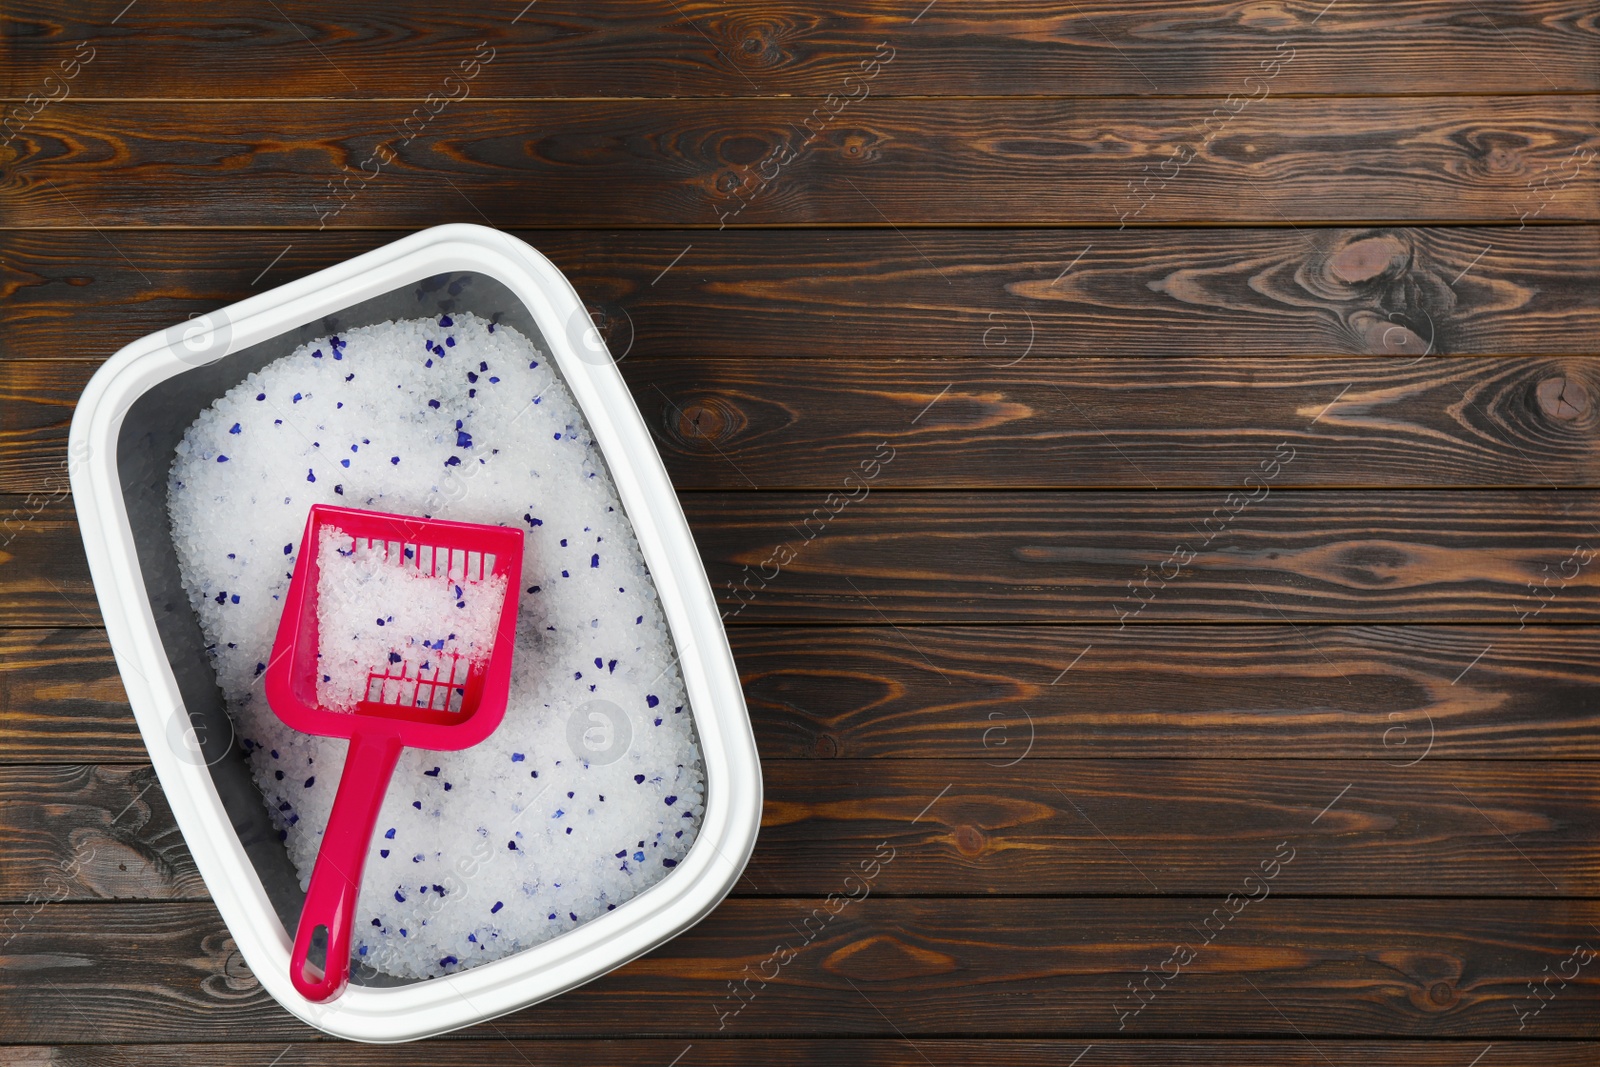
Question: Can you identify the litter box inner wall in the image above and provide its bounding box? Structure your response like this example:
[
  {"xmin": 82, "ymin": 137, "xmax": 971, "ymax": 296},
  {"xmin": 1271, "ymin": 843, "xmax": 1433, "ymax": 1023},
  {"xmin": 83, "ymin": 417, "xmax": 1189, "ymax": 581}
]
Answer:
[{"xmin": 118, "ymin": 271, "xmax": 542, "ymax": 986}]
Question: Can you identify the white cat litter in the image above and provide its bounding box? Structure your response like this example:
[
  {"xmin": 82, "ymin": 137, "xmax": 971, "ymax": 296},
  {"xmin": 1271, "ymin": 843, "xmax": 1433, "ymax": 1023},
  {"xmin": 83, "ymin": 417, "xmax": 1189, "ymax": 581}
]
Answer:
[
  {"xmin": 167, "ymin": 312, "xmax": 703, "ymax": 982},
  {"xmin": 314, "ymin": 525, "xmax": 507, "ymax": 714}
]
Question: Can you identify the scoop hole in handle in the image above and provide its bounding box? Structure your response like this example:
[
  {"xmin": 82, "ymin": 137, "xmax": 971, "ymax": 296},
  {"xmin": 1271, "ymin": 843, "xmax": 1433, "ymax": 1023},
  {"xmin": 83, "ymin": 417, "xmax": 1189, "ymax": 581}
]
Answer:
[
  {"xmin": 302, "ymin": 924, "xmax": 330, "ymax": 982},
  {"xmin": 292, "ymin": 919, "xmax": 348, "ymax": 1002},
  {"xmin": 286, "ymin": 728, "xmax": 403, "ymax": 1004}
]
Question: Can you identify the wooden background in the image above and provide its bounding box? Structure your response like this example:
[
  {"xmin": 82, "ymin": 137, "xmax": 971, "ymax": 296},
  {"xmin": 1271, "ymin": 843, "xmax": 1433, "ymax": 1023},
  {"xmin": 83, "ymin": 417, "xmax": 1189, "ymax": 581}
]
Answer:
[{"xmin": 3, "ymin": 1, "xmax": 1600, "ymax": 1063}]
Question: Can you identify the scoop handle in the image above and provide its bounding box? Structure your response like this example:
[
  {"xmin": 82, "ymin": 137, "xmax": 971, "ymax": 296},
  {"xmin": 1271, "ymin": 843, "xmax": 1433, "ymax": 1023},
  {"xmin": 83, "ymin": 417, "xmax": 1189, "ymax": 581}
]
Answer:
[{"xmin": 290, "ymin": 727, "xmax": 404, "ymax": 1002}]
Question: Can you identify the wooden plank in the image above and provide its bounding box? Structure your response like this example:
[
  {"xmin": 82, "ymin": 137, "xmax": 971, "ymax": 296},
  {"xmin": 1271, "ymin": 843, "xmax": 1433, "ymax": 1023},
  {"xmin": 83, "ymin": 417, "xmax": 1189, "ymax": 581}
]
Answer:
[
  {"xmin": 12, "ymin": 354, "xmax": 1600, "ymax": 494},
  {"xmin": 5, "ymin": 227, "xmax": 1597, "ymax": 363},
  {"xmin": 6, "ymin": 98, "xmax": 1597, "ymax": 227},
  {"xmin": 0, "ymin": 362, "xmax": 76, "ymax": 496},
  {"xmin": 0, "ymin": 765, "xmax": 201, "ymax": 902},
  {"xmin": 9, "ymin": 491, "xmax": 1600, "ymax": 626},
  {"xmin": 738, "ymin": 624, "xmax": 1600, "ymax": 760},
  {"xmin": 756, "ymin": 760, "xmax": 1600, "ymax": 898},
  {"xmin": 13, "ymin": 1040, "xmax": 1600, "ymax": 1067},
  {"xmin": 0, "ymin": 500, "xmax": 100, "ymax": 628},
  {"xmin": 6, "ymin": 625, "xmax": 1599, "ymax": 764},
  {"xmin": 691, "ymin": 489, "xmax": 1600, "ymax": 624},
  {"xmin": 5, "ymin": 760, "xmax": 1595, "ymax": 903},
  {"xmin": 637, "ymin": 356, "xmax": 1600, "ymax": 489},
  {"xmin": 3, "ymin": 899, "xmax": 1597, "ymax": 1040},
  {"xmin": 646, "ymin": 355, "xmax": 1600, "ymax": 489},
  {"xmin": 6, "ymin": 1, "xmax": 1599, "ymax": 99},
  {"xmin": 0, "ymin": 629, "xmax": 131, "ymax": 763}
]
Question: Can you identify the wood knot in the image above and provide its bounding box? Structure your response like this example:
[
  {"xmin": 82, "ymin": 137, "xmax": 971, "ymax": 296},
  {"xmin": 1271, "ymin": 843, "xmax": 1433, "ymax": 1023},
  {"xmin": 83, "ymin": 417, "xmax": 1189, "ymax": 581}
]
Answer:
[
  {"xmin": 812, "ymin": 732, "xmax": 839, "ymax": 758},
  {"xmin": 1329, "ymin": 235, "xmax": 1411, "ymax": 284},
  {"xmin": 1374, "ymin": 949, "xmax": 1463, "ymax": 1013},
  {"xmin": 199, "ymin": 933, "xmax": 260, "ymax": 998},
  {"xmin": 1537, "ymin": 375, "xmax": 1591, "ymax": 422},
  {"xmin": 1347, "ymin": 310, "xmax": 1432, "ymax": 357},
  {"xmin": 1475, "ymin": 135, "xmax": 1529, "ymax": 177},
  {"xmin": 707, "ymin": 10, "xmax": 811, "ymax": 71},
  {"xmin": 841, "ymin": 133, "xmax": 871, "ymax": 160},
  {"xmin": 1332, "ymin": 540, "xmax": 1412, "ymax": 586},
  {"xmin": 678, "ymin": 398, "xmax": 729, "ymax": 440},
  {"xmin": 813, "ymin": 127, "xmax": 888, "ymax": 165},
  {"xmin": 730, "ymin": 29, "xmax": 787, "ymax": 71},
  {"xmin": 1236, "ymin": 3, "xmax": 1300, "ymax": 30},
  {"xmin": 954, "ymin": 825, "xmax": 986, "ymax": 856},
  {"xmin": 666, "ymin": 393, "xmax": 746, "ymax": 450}
]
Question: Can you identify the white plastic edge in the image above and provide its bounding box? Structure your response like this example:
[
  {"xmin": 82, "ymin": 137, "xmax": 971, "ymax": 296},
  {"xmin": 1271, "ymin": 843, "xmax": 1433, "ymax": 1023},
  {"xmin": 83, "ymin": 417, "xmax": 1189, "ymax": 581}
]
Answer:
[{"xmin": 67, "ymin": 224, "xmax": 762, "ymax": 1043}]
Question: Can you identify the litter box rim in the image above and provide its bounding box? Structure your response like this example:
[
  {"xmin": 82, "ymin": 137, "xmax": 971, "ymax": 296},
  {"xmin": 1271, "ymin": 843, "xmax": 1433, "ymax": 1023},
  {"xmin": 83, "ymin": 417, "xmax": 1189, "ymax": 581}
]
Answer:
[{"xmin": 69, "ymin": 224, "xmax": 763, "ymax": 1043}]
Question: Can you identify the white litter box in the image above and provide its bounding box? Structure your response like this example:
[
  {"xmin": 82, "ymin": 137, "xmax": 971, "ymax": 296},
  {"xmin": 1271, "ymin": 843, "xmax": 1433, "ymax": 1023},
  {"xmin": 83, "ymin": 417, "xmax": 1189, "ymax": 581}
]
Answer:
[{"xmin": 68, "ymin": 224, "xmax": 762, "ymax": 1042}]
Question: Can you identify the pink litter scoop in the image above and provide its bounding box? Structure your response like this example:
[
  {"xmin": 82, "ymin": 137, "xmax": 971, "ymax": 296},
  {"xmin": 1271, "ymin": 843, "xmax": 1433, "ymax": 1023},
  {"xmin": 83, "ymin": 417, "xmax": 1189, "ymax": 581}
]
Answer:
[{"xmin": 265, "ymin": 504, "xmax": 524, "ymax": 1001}]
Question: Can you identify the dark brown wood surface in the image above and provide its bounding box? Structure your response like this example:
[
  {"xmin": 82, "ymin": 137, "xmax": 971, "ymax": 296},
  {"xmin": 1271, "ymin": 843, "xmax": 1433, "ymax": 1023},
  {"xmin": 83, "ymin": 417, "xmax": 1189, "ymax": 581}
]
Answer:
[
  {"xmin": 6, "ymin": 98, "xmax": 1598, "ymax": 227},
  {"xmin": 5, "ymin": 228, "xmax": 1597, "ymax": 363},
  {"xmin": 8, "ymin": 1, "xmax": 1600, "ymax": 98},
  {"xmin": 2, "ymin": 0, "xmax": 1596, "ymax": 1062},
  {"xmin": 684, "ymin": 490, "xmax": 1600, "ymax": 623},
  {"xmin": 4, "ymin": 899, "xmax": 1599, "ymax": 1041}
]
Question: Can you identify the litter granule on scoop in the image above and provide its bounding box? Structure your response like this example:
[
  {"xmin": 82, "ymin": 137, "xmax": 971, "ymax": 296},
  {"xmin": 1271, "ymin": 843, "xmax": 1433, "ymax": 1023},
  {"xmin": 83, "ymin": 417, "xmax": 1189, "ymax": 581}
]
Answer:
[
  {"xmin": 167, "ymin": 312, "xmax": 703, "ymax": 981},
  {"xmin": 315, "ymin": 526, "xmax": 507, "ymax": 714}
]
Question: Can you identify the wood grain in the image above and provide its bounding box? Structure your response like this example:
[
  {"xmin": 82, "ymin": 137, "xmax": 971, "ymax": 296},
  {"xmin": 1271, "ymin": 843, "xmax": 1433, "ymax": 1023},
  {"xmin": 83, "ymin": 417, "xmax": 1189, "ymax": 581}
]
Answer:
[
  {"xmin": 9, "ymin": 492, "xmax": 1599, "ymax": 626},
  {"xmin": 11, "ymin": 1041, "xmax": 1600, "ymax": 1067},
  {"xmin": 3, "ymin": 899, "xmax": 1597, "ymax": 1040},
  {"xmin": 5, "ymin": 759, "xmax": 1595, "ymax": 902},
  {"xmin": 638, "ymin": 356, "xmax": 1600, "ymax": 490},
  {"xmin": 5, "ymin": 227, "xmax": 1597, "ymax": 363},
  {"xmin": 755, "ymin": 760, "xmax": 1600, "ymax": 897},
  {"xmin": 0, "ymin": 500, "xmax": 99, "ymax": 628},
  {"xmin": 0, "ymin": 629, "xmax": 130, "ymax": 762},
  {"xmin": 5, "ymin": 98, "xmax": 1597, "ymax": 227},
  {"xmin": 8, "ymin": 624, "xmax": 1597, "ymax": 765},
  {"xmin": 12, "ymin": 354, "xmax": 1600, "ymax": 494},
  {"xmin": 6, "ymin": 1, "xmax": 1599, "ymax": 98},
  {"xmin": 688, "ymin": 490, "xmax": 1600, "ymax": 624},
  {"xmin": 0, "ymin": 765, "xmax": 200, "ymax": 902},
  {"xmin": 737, "ymin": 624, "xmax": 1600, "ymax": 760}
]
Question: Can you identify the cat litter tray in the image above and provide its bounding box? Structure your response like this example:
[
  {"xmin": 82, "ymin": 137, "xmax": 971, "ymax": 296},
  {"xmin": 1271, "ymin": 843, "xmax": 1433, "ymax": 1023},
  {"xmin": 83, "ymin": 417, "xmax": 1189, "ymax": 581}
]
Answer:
[{"xmin": 68, "ymin": 224, "xmax": 762, "ymax": 1042}]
